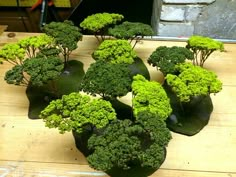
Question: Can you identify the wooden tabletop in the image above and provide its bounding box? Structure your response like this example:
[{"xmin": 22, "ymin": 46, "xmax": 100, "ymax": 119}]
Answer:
[{"xmin": 0, "ymin": 32, "xmax": 236, "ymax": 177}]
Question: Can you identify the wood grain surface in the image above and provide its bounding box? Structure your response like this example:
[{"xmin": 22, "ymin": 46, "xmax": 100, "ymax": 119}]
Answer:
[{"xmin": 0, "ymin": 32, "xmax": 236, "ymax": 177}]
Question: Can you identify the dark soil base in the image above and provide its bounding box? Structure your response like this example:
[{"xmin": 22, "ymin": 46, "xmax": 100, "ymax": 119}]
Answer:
[{"xmin": 26, "ymin": 60, "xmax": 85, "ymax": 119}]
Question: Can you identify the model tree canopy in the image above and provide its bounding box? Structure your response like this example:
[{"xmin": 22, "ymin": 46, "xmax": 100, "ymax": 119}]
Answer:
[
  {"xmin": 132, "ymin": 75, "xmax": 172, "ymax": 120},
  {"xmin": 79, "ymin": 60, "xmax": 132, "ymax": 99},
  {"xmin": 43, "ymin": 20, "xmax": 83, "ymax": 63},
  {"xmin": 148, "ymin": 46, "xmax": 194, "ymax": 75},
  {"xmin": 186, "ymin": 35, "xmax": 224, "ymax": 66},
  {"xmin": 166, "ymin": 63, "xmax": 223, "ymax": 102},
  {"xmin": 92, "ymin": 39, "xmax": 136, "ymax": 64},
  {"xmin": 40, "ymin": 92, "xmax": 117, "ymax": 134},
  {"xmin": 87, "ymin": 111, "xmax": 171, "ymax": 171}
]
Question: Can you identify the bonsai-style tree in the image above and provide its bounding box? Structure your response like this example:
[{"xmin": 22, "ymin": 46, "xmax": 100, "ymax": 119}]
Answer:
[
  {"xmin": 147, "ymin": 46, "xmax": 194, "ymax": 76},
  {"xmin": 186, "ymin": 35, "xmax": 224, "ymax": 67},
  {"xmin": 79, "ymin": 60, "xmax": 132, "ymax": 99},
  {"xmin": 92, "ymin": 39, "xmax": 136, "ymax": 64},
  {"xmin": 80, "ymin": 12, "xmax": 124, "ymax": 42},
  {"xmin": 165, "ymin": 63, "xmax": 222, "ymax": 103},
  {"xmin": 87, "ymin": 111, "xmax": 172, "ymax": 172},
  {"xmin": 132, "ymin": 74, "xmax": 172, "ymax": 120},
  {"xmin": 40, "ymin": 92, "xmax": 117, "ymax": 134},
  {"xmin": 43, "ymin": 20, "xmax": 83, "ymax": 64},
  {"xmin": 4, "ymin": 56, "xmax": 64, "ymax": 87},
  {"xmin": 108, "ymin": 21, "xmax": 154, "ymax": 49}
]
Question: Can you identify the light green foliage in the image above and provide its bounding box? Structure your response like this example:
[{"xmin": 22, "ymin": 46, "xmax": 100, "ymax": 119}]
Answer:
[
  {"xmin": 80, "ymin": 12, "xmax": 124, "ymax": 33},
  {"xmin": 186, "ymin": 35, "xmax": 224, "ymax": 66},
  {"xmin": 80, "ymin": 60, "xmax": 132, "ymax": 98},
  {"xmin": 23, "ymin": 56, "xmax": 64, "ymax": 86},
  {"xmin": 147, "ymin": 46, "xmax": 194, "ymax": 75},
  {"xmin": 43, "ymin": 20, "xmax": 83, "ymax": 63},
  {"xmin": 132, "ymin": 74, "xmax": 172, "ymax": 120},
  {"xmin": 166, "ymin": 63, "xmax": 223, "ymax": 102},
  {"xmin": 4, "ymin": 65, "xmax": 24, "ymax": 85},
  {"xmin": 40, "ymin": 92, "xmax": 116, "ymax": 134},
  {"xmin": 19, "ymin": 34, "xmax": 54, "ymax": 58},
  {"xmin": 108, "ymin": 21, "xmax": 154, "ymax": 48},
  {"xmin": 0, "ymin": 43, "xmax": 25, "ymax": 65},
  {"xmin": 92, "ymin": 39, "xmax": 136, "ymax": 64},
  {"xmin": 87, "ymin": 111, "xmax": 171, "ymax": 171}
]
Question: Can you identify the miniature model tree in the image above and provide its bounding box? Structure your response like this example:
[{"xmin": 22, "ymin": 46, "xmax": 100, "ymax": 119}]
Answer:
[
  {"xmin": 43, "ymin": 20, "xmax": 83, "ymax": 64},
  {"xmin": 79, "ymin": 60, "xmax": 132, "ymax": 99},
  {"xmin": 80, "ymin": 12, "xmax": 124, "ymax": 42},
  {"xmin": 92, "ymin": 39, "xmax": 136, "ymax": 64},
  {"xmin": 147, "ymin": 46, "xmax": 194, "ymax": 76},
  {"xmin": 40, "ymin": 92, "xmax": 117, "ymax": 134},
  {"xmin": 108, "ymin": 21, "xmax": 154, "ymax": 48},
  {"xmin": 132, "ymin": 74, "xmax": 172, "ymax": 121},
  {"xmin": 165, "ymin": 63, "xmax": 223, "ymax": 135},
  {"xmin": 186, "ymin": 35, "xmax": 224, "ymax": 67},
  {"xmin": 87, "ymin": 111, "xmax": 172, "ymax": 175}
]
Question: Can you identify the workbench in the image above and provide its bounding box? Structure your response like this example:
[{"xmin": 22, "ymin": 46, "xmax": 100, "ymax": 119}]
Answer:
[{"xmin": 0, "ymin": 32, "xmax": 236, "ymax": 176}]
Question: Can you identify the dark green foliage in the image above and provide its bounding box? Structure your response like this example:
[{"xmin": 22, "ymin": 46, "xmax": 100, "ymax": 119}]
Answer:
[
  {"xmin": 148, "ymin": 46, "xmax": 194, "ymax": 76},
  {"xmin": 108, "ymin": 21, "xmax": 154, "ymax": 48},
  {"xmin": 40, "ymin": 92, "xmax": 116, "ymax": 134},
  {"xmin": 4, "ymin": 65, "xmax": 24, "ymax": 85},
  {"xmin": 43, "ymin": 20, "xmax": 83, "ymax": 63},
  {"xmin": 80, "ymin": 60, "xmax": 132, "ymax": 99},
  {"xmin": 23, "ymin": 56, "xmax": 64, "ymax": 87},
  {"xmin": 36, "ymin": 47, "xmax": 61, "ymax": 58},
  {"xmin": 87, "ymin": 111, "xmax": 171, "ymax": 171}
]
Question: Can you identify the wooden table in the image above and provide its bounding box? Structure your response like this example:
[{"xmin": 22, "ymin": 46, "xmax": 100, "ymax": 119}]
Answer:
[{"xmin": 0, "ymin": 32, "xmax": 236, "ymax": 177}]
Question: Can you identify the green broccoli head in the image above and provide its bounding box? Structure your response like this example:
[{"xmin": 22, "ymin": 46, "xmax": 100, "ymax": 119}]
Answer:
[
  {"xmin": 40, "ymin": 92, "xmax": 117, "ymax": 134},
  {"xmin": 108, "ymin": 21, "xmax": 154, "ymax": 39},
  {"xmin": 80, "ymin": 60, "xmax": 132, "ymax": 99},
  {"xmin": 80, "ymin": 13, "xmax": 124, "ymax": 33},
  {"xmin": 87, "ymin": 111, "xmax": 171, "ymax": 171},
  {"xmin": 0, "ymin": 43, "xmax": 25, "ymax": 64},
  {"xmin": 92, "ymin": 39, "xmax": 136, "ymax": 64},
  {"xmin": 148, "ymin": 46, "xmax": 194, "ymax": 76},
  {"xmin": 166, "ymin": 63, "xmax": 223, "ymax": 102},
  {"xmin": 4, "ymin": 65, "xmax": 24, "ymax": 85},
  {"xmin": 23, "ymin": 56, "xmax": 64, "ymax": 86},
  {"xmin": 132, "ymin": 74, "xmax": 172, "ymax": 120}
]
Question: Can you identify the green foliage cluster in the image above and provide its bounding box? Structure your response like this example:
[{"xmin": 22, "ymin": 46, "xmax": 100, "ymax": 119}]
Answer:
[
  {"xmin": 80, "ymin": 60, "xmax": 132, "ymax": 99},
  {"xmin": 132, "ymin": 75, "xmax": 172, "ymax": 120},
  {"xmin": 40, "ymin": 92, "xmax": 116, "ymax": 134},
  {"xmin": 186, "ymin": 35, "xmax": 224, "ymax": 66},
  {"xmin": 92, "ymin": 39, "xmax": 136, "ymax": 64},
  {"xmin": 43, "ymin": 20, "xmax": 83, "ymax": 63},
  {"xmin": 148, "ymin": 46, "xmax": 194, "ymax": 75},
  {"xmin": 166, "ymin": 63, "xmax": 223, "ymax": 102},
  {"xmin": 87, "ymin": 111, "xmax": 172, "ymax": 171},
  {"xmin": 108, "ymin": 21, "xmax": 154, "ymax": 48},
  {"xmin": 80, "ymin": 13, "xmax": 124, "ymax": 41}
]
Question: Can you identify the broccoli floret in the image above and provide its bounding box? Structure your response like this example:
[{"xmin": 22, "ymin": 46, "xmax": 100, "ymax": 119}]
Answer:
[
  {"xmin": 80, "ymin": 60, "xmax": 132, "ymax": 99},
  {"xmin": 40, "ymin": 92, "xmax": 116, "ymax": 134},
  {"xmin": 4, "ymin": 65, "xmax": 25, "ymax": 86},
  {"xmin": 186, "ymin": 35, "xmax": 224, "ymax": 67},
  {"xmin": 80, "ymin": 13, "xmax": 124, "ymax": 42},
  {"xmin": 92, "ymin": 39, "xmax": 136, "ymax": 64},
  {"xmin": 148, "ymin": 46, "xmax": 194, "ymax": 76},
  {"xmin": 166, "ymin": 63, "xmax": 223, "ymax": 102}
]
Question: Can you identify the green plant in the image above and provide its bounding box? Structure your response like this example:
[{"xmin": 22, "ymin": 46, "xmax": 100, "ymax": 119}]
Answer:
[
  {"xmin": 92, "ymin": 39, "xmax": 136, "ymax": 64},
  {"xmin": 87, "ymin": 111, "xmax": 172, "ymax": 171},
  {"xmin": 148, "ymin": 46, "xmax": 194, "ymax": 76},
  {"xmin": 108, "ymin": 21, "xmax": 154, "ymax": 48},
  {"xmin": 165, "ymin": 63, "xmax": 222, "ymax": 102},
  {"xmin": 186, "ymin": 35, "xmax": 224, "ymax": 67},
  {"xmin": 132, "ymin": 74, "xmax": 172, "ymax": 120},
  {"xmin": 80, "ymin": 60, "xmax": 132, "ymax": 99},
  {"xmin": 80, "ymin": 12, "xmax": 124, "ymax": 42},
  {"xmin": 43, "ymin": 20, "xmax": 83, "ymax": 64},
  {"xmin": 40, "ymin": 92, "xmax": 117, "ymax": 134}
]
